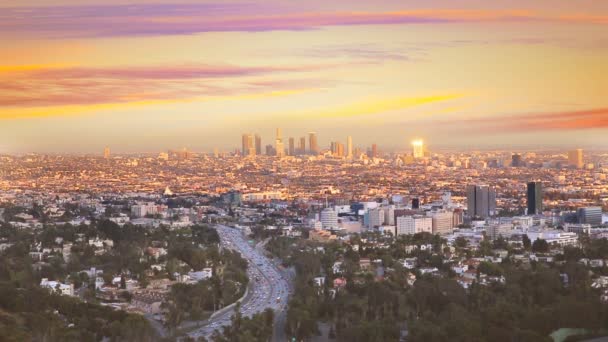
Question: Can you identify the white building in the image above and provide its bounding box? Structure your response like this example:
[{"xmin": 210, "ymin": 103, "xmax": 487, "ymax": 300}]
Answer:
[
  {"xmin": 526, "ymin": 230, "xmax": 578, "ymax": 246},
  {"xmin": 40, "ymin": 278, "xmax": 74, "ymax": 296},
  {"xmin": 396, "ymin": 215, "xmax": 432, "ymax": 235},
  {"xmin": 188, "ymin": 268, "xmax": 213, "ymax": 282},
  {"xmin": 320, "ymin": 208, "xmax": 339, "ymax": 229},
  {"xmin": 367, "ymin": 208, "xmax": 385, "ymax": 229}
]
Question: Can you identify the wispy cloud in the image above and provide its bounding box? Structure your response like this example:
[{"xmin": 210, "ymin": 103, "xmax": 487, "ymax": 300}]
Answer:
[
  {"xmin": 0, "ymin": 63, "xmax": 331, "ymax": 117},
  {"xmin": 437, "ymin": 107, "xmax": 608, "ymax": 133},
  {"xmin": 3, "ymin": 4, "xmax": 607, "ymax": 39}
]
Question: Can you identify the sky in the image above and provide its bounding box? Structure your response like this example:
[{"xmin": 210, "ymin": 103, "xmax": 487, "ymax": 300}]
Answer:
[{"xmin": 1, "ymin": 0, "xmax": 608, "ymax": 153}]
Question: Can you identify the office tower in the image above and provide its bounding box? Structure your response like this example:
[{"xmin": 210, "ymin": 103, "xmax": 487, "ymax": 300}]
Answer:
[
  {"xmin": 265, "ymin": 144, "xmax": 275, "ymax": 156},
  {"xmin": 320, "ymin": 208, "xmax": 338, "ymax": 229},
  {"xmin": 299, "ymin": 137, "xmax": 306, "ymax": 155},
  {"xmin": 466, "ymin": 185, "xmax": 496, "ymax": 218},
  {"xmin": 412, "ymin": 140, "xmax": 424, "ymax": 159},
  {"xmin": 330, "ymin": 142, "xmax": 337, "ymax": 155},
  {"xmin": 309, "ymin": 132, "xmax": 318, "ymax": 155},
  {"xmin": 336, "ymin": 142, "xmax": 344, "ymax": 157},
  {"xmin": 103, "ymin": 146, "xmax": 110, "ymax": 159},
  {"xmin": 366, "ymin": 208, "xmax": 385, "ymax": 229},
  {"xmin": 442, "ymin": 191, "xmax": 452, "ymax": 207},
  {"xmin": 411, "ymin": 198, "xmax": 420, "ymax": 209},
  {"xmin": 255, "ymin": 134, "xmax": 262, "ymax": 155},
  {"xmin": 347, "ymin": 136, "xmax": 353, "ymax": 158},
  {"xmin": 275, "ymin": 128, "xmax": 285, "ymax": 157},
  {"xmin": 428, "ymin": 210, "xmax": 454, "ymax": 235},
  {"xmin": 568, "ymin": 149, "xmax": 584, "ymax": 169},
  {"xmin": 527, "ymin": 182, "xmax": 543, "ymax": 215},
  {"xmin": 371, "ymin": 144, "xmax": 378, "ymax": 158},
  {"xmin": 577, "ymin": 207, "xmax": 602, "ymax": 226},
  {"xmin": 241, "ymin": 134, "xmax": 255, "ymax": 156},
  {"xmin": 241, "ymin": 134, "xmax": 248, "ymax": 155},
  {"xmin": 213, "ymin": 148, "xmax": 219, "ymax": 158},
  {"xmin": 288, "ymin": 137, "xmax": 295, "ymax": 156},
  {"xmin": 512, "ymin": 154, "xmax": 523, "ymax": 167}
]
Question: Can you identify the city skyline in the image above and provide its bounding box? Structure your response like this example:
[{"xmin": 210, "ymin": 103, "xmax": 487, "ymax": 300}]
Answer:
[{"xmin": 1, "ymin": 0, "xmax": 608, "ymax": 153}]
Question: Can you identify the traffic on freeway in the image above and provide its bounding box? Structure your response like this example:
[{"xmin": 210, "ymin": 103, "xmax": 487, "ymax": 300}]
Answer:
[{"xmin": 189, "ymin": 225, "xmax": 291, "ymax": 340}]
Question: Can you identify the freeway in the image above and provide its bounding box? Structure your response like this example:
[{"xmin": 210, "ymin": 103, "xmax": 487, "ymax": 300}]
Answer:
[{"xmin": 188, "ymin": 225, "xmax": 291, "ymax": 340}]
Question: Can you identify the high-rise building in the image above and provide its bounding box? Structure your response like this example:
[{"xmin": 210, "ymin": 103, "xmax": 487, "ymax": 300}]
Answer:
[
  {"xmin": 428, "ymin": 210, "xmax": 454, "ymax": 235},
  {"xmin": 241, "ymin": 134, "xmax": 248, "ymax": 156},
  {"xmin": 320, "ymin": 208, "xmax": 338, "ymax": 229},
  {"xmin": 396, "ymin": 215, "xmax": 432, "ymax": 236},
  {"xmin": 299, "ymin": 137, "xmax": 306, "ymax": 155},
  {"xmin": 577, "ymin": 206, "xmax": 602, "ymax": 226},
  {"xmin": 255, "ymin": 134, "xmax": 262, "ymax": 155},
  {"xmin": 309, "ymin": 132, "xmax": 318, "ymax": 155},
  {"xmin": 265, "ymin": 144, "xmax": 275, "ymax": 156},
  {"xmin": 412, "ymin": 140, "xmax": 424, "ymax": 159},
  {"xmin": 466, "ymin": 185, "xmax": 496, "ymax": 218},
  {"xmin": 288, "ymin": 137, "xmax": 295, "ymax": 156},
  {"xmin": 568, "ymin": 149, "xmax": 584, "ymax": 169},
  {"xmin": 241, "ymin": 134, "xmax": 255, "ymax": 156},
  {"xmin": 366, "ymin": 208, "xmax": 385, "ymax": 229},
  {"xmin": 336, "ymin": 142, "xmax": 344, "ymax": 157},
  {"xmin": 371, "ymin": 144, "xmax": 378, "ymax": 158},
  {"xmin": 527, "ymin": 182, "xmax": 543, "ymax": 215},
  {"xmin": 347, "ymin": 136, "xmax": 353, "ymax": 159},
  {"xmin": 512, "ymin": 154, "xmax": 523, "ymax": 167},
  {"xmin": 275, "ymin": 128, "xmax": 285, "ymax": 157},
  {"xmin": 103, "ymin": 146, "xmax": 110, "ymax": 159}
]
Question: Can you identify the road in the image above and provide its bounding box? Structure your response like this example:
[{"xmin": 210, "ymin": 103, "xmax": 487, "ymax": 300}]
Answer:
[{"xmin": 188, "ymin": 225, "xmax": 292, "ymax": 340}]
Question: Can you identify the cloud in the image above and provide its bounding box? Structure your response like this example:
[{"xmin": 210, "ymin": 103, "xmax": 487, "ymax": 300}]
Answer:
[
  {"xmin": 2, "ymin": 4, "xmax": 607, "ymax": 39},
  {"xmin": 438, "ymin": 107, "xmax": 608, "ymax": 133},
  {"xmin": 0, "ymin": 63, "xmax": 332, "ymax": 117},
  {"xmin": 247, "ymin": 94, "xmax": 464, "ymax": 124}
]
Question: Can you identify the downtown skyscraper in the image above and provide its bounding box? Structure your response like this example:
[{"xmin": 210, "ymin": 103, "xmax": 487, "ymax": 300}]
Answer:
[
  {"xmin": 527, "ymin": 182, "xmax": 543, "ymax": 215},
  {"xmin": 466, "ymin": 184, "xmax": 496, "ymax": 219},
  {"xmin": 309, "ymin": 132, "xmax": 318, "ymax": 155}
]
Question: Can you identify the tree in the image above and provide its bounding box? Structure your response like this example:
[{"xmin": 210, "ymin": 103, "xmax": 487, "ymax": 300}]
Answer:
[
  {"xmin": 532, "ymin": 239, "xmax": 549, "ymax": 253},
  {"xmin": 522, "ymin": 234, "xmax": 532, "ymax": 250}
]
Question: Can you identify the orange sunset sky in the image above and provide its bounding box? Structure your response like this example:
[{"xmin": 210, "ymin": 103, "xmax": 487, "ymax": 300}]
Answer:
[{"xmin": 1, "ymin": 0, "xmax": 607, "ymax": 153}]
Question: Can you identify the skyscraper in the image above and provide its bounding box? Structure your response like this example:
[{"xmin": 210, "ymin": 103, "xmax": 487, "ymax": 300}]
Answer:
[
  {"xmin": 577, "ymin": 206, "xmax": 602, "ymax": 226},
  {"xmin": 412, "ymin": 140, "xmax": 424, "ymax": 159},
  {"xmin": 527, "ymin": 182, "xmax": 543, "ymax": 215},
  {"xmin": 512, "ymin": 154, "xmax": 523, "ymax": 167},
  {"xmin": 288, "ymin": 137, "xmax": 295, "ymax": 156},
  {"xmin": 466, "ymin": 185, "xmax": 496, "ymax": 218},
  {"xmin": 347, "ymin": 136, "xmax": 353, "ymax": 158},
  {"xmin": 309, "ymin": 132, "xmax": 318, "ymax": 155},
  {"xmin": 275, "ymin": 128, "xmax": 285, "ymax": 157},
  {"xmin": 371, "ymin": 144, "xmax": 378, "ymax": 158},
  {"xmin": 103, "ymin": 146, "xmax": 110, "ymax": 159},
  {"xmin": 255, "ymin": 134, "xmax": 262, "ymax": 155},
  {"xmin": 241, "ymin": 134, "xmax": 255, "ymax": 156},
  {"xmin": 241, "ymin": 134, "xmax": 248, "ymax": 155},
  {"xmin": 568, "ymin": 149, "xmax": 584, "ymax": 169},
  {"xmin": 299, "ymin": 137, "xmax": 306, "ymax": 155}
]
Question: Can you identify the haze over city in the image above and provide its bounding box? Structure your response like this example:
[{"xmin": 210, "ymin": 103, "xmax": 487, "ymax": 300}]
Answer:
[
  {"xmin": 3, "ymin": 2, "xmax": 608, "ymax": 342},
  {"xmin": 1, "ymin": 0, "xmax": 608, "ymax": 153}
]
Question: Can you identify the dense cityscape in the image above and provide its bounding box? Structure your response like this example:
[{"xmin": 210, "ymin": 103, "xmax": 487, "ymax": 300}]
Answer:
[
  {"xmin": 1, "ymin": 134, "xmax": 608, "ymax": 341},
  {"xmin": 3, "ymin": 0, "xmax": 608, "ymax": 341}
]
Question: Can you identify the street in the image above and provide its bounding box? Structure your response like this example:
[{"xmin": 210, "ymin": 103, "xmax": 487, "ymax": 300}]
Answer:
[{"xmin": 188, "ymin": 225, "xmax": 292, "ymax": 340}]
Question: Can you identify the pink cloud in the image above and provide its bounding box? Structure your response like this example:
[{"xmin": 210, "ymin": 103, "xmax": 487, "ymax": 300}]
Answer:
[{"xmin": 2, "ymin": 4, "xmax": 607, "ymax": 39}]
